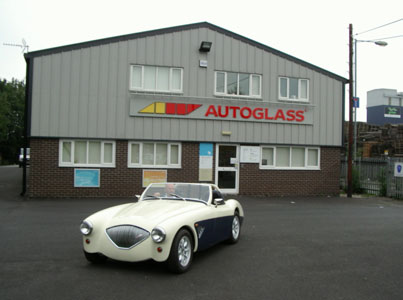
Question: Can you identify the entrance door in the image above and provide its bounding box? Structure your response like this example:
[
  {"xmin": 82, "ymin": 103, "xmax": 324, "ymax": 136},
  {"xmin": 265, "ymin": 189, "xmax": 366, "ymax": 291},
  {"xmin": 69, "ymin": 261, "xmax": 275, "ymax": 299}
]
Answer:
[{"xmin": 215, "ymin": 144, "xmax": 239, "ymax": 194}]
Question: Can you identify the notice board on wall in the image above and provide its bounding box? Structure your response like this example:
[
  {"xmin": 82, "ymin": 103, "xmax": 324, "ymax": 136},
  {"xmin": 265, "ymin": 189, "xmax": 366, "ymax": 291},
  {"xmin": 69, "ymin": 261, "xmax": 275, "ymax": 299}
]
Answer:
[
  {"xmin": 74, "ymin": 169, "xmax": 100, "ymax": 188},
  {"xmin": 142, "ymin": 170, "xmax": 167, "ymax": 187},
  {"xmin": 240, "ymin": 146, "xmax": 260, "ymax": 163}
]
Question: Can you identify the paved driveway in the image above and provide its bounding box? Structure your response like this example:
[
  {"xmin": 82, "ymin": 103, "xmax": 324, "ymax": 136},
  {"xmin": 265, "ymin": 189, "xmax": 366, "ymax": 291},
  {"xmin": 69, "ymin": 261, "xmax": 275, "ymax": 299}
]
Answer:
[{"xmin": 1, "ymin": 166, "xmax": 403, "ymax": 300}]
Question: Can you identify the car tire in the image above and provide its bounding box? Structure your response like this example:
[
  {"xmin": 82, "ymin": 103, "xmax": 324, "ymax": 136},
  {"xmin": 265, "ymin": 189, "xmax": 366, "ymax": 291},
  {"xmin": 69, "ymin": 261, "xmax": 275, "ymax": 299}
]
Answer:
[
  {"xmin": 167, "ymin": 229, "xmax": 193, "ymax": 273},
  {"xmin": 84, "ymin": 251, "xmax": 107, "ymax": 264},
  {"xmin": 228, "ymin": 213, "xmax": 241, "ymax": 244}
]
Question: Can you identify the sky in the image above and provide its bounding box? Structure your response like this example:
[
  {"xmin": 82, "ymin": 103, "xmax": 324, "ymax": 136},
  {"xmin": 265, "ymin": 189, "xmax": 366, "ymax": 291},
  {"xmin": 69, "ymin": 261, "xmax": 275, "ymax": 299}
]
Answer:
[{"xmin": 1, "ymin": 0, "xmax": 402, "ymax": 122}]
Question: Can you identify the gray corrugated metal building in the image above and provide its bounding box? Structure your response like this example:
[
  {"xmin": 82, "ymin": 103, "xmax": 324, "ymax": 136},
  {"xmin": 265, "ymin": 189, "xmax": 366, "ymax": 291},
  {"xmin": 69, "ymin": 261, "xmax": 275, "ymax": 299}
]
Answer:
[{"xmin": 24, "ymin": 22, "xmax": 347, "ymax": 197}]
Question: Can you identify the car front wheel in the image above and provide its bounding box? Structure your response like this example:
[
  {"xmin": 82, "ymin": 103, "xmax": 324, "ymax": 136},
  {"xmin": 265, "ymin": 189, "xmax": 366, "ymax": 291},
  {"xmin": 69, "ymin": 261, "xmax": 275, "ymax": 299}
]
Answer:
[
  {"xmin": 228, "ymin": 213, "xmax": 241, "ymax": 244},
  {"xmin": 167, "ymin": 229, "xmax": 193, "ymax": 273}
]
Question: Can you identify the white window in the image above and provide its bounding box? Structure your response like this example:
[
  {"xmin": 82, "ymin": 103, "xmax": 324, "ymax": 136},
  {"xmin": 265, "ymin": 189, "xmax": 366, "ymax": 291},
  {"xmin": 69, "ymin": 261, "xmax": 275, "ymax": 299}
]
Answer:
[
  {"xmin": 215, "ymin": 71, "xmax": 261, "ymax": 98},
  {"xmin": 130, "ymin": 65, "xmax": 183, "ymax": 93},
  {"xmin": 260, "ymin": 146, "xmax": 320, "ymax": 170},
  {"xmin": 279, "ymin": 77, "xmax": 309, "ymax": 102},
  {"xmin": 261, "ymin": 147, "xmax": 274, "ymax": 167},
  {"xmin": 59, "ymin": 140, "xmax": 115, "ymax": 167},
  {"xmin": 276, "ymin": 147, "xmax": 290, "ymax": 167},
  {"xmin": 128, "ymin": 142, "xmax": 181, "ymax": 168},
  {"xmin": 307, "ymin": 148, "xmax": 320, "ymax": 168},
  {"xmin": 291, "ymin": 147, "xmax": 305, "ymax": 167}
]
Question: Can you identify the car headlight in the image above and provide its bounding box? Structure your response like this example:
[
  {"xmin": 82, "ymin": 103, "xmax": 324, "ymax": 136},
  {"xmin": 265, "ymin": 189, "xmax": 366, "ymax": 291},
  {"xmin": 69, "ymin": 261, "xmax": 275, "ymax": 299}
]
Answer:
[
  {"xmin": 151, "ymin": 227, "xmax": 166, "ymax": 243},
  {"xmin": 80, "ymin": 220, "xmax": 93, "ymax": 236}
]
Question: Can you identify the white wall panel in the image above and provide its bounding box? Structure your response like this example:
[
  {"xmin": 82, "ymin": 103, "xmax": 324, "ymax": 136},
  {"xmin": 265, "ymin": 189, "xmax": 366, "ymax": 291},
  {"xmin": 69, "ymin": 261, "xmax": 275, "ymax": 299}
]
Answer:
[
  {"xmin": 71, "ymin": 50, "xmax": 83, "ymax": 137},
  {"xmin": 30, "ymin": 26, "xmax": 344, "ymax": 146},
  {"xmin": 49, "ymin": 53, "xmax": 61, "ymax": 137},
  {"xmin": 59, "ymin": 52, "xmax": 71, "ymax": 137}
]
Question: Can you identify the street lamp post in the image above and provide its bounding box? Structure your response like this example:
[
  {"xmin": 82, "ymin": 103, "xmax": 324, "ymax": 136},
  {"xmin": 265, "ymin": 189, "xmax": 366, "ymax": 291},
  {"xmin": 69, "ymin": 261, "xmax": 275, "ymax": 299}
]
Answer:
[
  {"xmin": 348, "ymin": 24, "xmax": 387, "ymax": 198},
  {"xmin": 353, "ymin": 39, "xmax": 387, "ymax": 162},
  {"xmin": 348, "ymin": 24, "xmax": 354, "ymax": 198}
]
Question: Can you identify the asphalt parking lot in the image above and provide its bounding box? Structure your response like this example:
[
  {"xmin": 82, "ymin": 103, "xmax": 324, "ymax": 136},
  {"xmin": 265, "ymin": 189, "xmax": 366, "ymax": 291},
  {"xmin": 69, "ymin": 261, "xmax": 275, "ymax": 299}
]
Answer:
[{"xmin": 1, "ymin": 166, "xmax": 403, "ymax": 300}]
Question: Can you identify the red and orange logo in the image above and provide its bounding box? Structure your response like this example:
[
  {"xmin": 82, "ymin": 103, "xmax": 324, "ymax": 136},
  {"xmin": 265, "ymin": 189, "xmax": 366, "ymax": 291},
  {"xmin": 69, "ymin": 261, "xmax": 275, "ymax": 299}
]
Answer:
[{"xmin": 139, "ymin": 102, "xmax": 202, "ymax": 115}]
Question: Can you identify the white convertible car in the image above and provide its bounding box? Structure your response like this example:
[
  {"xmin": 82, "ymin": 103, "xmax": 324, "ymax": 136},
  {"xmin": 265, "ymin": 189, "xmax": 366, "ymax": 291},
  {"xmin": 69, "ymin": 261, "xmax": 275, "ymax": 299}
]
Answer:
[{"xmin": 80, "ymin": 183, "xmax": 244, "ymax": 273}]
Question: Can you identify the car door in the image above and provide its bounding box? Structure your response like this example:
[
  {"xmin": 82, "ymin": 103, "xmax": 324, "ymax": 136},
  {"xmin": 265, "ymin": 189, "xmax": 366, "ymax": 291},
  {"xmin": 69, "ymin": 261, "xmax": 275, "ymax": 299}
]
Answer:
[
  {"xmin": 194, "ymin": 205, "xmax": 219, "ymax": 251},
  {"xmin": 212, "ymin": 200, "xmax": 234, "ymax": 243}
]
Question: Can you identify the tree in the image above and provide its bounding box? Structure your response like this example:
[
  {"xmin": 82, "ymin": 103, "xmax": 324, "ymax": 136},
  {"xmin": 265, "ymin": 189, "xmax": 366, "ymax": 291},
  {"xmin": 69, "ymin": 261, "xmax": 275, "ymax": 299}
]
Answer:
[{"xmin": 0, "ymin": 78, "xmax": 25, "ymax": 164}]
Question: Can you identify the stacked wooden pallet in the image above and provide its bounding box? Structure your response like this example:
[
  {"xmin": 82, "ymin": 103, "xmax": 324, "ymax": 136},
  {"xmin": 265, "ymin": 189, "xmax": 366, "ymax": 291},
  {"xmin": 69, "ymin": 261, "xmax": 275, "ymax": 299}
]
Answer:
[{"xmin": 345, "ymin": 122, "xmax": 403, "ymax": 157}]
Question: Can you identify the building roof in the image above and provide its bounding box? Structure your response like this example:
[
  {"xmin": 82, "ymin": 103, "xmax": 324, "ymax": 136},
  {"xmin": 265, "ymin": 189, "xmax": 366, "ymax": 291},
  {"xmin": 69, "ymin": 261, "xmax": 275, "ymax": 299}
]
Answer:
[{"xmin": 24, "ymin": 22, "xmax": 347, "ymax": 83}]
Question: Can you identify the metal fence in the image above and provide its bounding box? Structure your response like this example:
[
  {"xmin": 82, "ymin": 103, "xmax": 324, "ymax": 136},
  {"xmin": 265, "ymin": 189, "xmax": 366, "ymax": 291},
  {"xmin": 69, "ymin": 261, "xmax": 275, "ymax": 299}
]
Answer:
[{"xmin": 340, "ymin": 157, "xmax": 403, "ymax": 199}]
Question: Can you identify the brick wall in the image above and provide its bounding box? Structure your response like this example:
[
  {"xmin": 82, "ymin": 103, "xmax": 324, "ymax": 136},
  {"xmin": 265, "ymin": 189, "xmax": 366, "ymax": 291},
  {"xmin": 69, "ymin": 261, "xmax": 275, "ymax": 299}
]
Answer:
[
  {"xmin": 239, "ymin": 147, "xmax": 340, "ymax": 196},
  {"xmin": 28, "ymin": 138, "xmax": 203, "ymax": 198},
  {"xmin": 29, "ymin": 138, "xmax": 340, "ymax": 197}
]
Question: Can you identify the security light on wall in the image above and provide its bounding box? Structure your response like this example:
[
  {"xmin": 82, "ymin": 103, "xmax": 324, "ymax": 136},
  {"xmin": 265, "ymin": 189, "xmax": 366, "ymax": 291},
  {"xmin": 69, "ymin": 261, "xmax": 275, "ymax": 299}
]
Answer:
[{"xmin": 199, "ymin": 41, "xmax": 212, "ymax": 52}]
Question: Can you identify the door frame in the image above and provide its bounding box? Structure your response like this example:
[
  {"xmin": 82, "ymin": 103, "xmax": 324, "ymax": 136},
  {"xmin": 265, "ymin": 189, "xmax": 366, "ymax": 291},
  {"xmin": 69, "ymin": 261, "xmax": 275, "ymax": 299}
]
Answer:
[{"xmin": 215, "ymin": 144, "xmax": 239, "ymax": 194}]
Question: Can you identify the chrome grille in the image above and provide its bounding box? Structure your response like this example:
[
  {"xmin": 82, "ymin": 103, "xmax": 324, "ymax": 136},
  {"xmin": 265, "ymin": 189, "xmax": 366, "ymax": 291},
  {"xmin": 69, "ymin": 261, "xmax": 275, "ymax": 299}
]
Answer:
[{"xmin": 106, "ymin": 225, "xmax": 150, "ymax": 249}]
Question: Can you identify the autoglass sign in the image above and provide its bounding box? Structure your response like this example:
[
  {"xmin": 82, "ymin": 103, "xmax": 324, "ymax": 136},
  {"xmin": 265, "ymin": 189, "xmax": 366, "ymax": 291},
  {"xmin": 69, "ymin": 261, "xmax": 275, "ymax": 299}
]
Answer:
[
  {"xmin": 130, "ymin": 100, "xmax": 313, "ymax": 125},
  {"xmin": 384, "ymin": 106, "xmax": 401, "ymax": 118}
]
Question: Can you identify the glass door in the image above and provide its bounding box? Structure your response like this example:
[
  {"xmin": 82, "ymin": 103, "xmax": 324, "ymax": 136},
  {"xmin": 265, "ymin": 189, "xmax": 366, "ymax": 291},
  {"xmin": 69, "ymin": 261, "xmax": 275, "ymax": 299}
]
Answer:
[{"xmin": 215, "ymin": 144, "xmax": 239, "ymax": 194}]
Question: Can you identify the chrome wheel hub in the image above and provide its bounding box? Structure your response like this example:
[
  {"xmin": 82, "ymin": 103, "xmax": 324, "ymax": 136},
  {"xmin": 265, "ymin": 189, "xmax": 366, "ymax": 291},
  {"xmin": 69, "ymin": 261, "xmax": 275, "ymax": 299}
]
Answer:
[
  {"xmin": 178, "ymin": 236, "xmax": 191, "ymax": 267},
  {"xmin": 232, "ymin": 216, "xmax": 240, "ymax": 239}
]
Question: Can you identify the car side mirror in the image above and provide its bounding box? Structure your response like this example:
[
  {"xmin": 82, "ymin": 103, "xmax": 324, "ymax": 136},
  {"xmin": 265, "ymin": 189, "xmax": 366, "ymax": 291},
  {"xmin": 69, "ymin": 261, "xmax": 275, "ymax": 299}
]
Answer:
[
  {"xmin": 214, "ymin": 198, "xmax": 225, "ymax": 206},
  {"xmin": 135, "ymin": 195, "xmax": 141, "ymax": 200}
]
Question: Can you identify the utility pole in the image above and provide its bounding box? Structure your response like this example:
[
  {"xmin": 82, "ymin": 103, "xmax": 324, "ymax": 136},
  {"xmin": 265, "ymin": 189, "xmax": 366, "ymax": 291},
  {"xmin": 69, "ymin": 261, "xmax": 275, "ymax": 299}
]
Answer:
[
  {"xmin": 4, "ymin": 39, "xmax": 29, "ymax": 196},
  {"xmin": 347, "ymin": 24, "xmax": 354, "ymax": 198}
]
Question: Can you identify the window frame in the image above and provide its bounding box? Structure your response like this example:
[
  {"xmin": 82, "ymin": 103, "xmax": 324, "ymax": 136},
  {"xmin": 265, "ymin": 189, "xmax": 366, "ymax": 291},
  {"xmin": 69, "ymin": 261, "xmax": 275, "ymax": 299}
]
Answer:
[
  {"xmin": 59, "ymin": 140, "xmax": 116, "ymax": 168},
  {"xmin": 128, "ymin": 142, "xmax": 182, "ymax": 168},
  {"xmin": 129, "ymin": 65, "xmax": 183, "ymax": 93},
  {"xmin": 260, "ymin": 146, "xmax": 275, "ymax": 168},
  {"xmin": 306, "ymin": 147, "xmax": 321, "ymax": 169},
  {"xmin": 259, "ymin": 145, "xmax": 320, "ymax": 170},
  {"xmin": 278, "ymin": 77, "xmax": 309, "ymax": 102},
  {"xmin": 214, "ymin": 71, "xmax": 262, "ymax": 99}
]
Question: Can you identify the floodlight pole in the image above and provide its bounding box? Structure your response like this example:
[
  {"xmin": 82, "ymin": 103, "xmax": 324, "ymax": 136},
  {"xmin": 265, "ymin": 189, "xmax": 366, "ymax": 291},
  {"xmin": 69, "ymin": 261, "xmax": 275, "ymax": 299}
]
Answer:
[
  {"xmin": 354, "ymin": 39, "xmax": 358, "ymax": 162},
  {"xmin": 5, "ymin": 40, "xmax": 30, "ymax": 196},
  {"xmin": 347, "ymin": 24, "xmax": 354, "ymax": 198}
]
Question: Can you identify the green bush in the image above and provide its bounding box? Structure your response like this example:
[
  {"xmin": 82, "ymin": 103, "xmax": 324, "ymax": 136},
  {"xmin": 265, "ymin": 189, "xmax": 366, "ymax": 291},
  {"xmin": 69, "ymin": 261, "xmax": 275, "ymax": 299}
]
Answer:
[
  {"xmin": 352, "ymin": 166, "xmax": 362, "ymax": 194},
  {"xmin": 378, "ymin": 167, "xmax": 387, "ymax": 197}
]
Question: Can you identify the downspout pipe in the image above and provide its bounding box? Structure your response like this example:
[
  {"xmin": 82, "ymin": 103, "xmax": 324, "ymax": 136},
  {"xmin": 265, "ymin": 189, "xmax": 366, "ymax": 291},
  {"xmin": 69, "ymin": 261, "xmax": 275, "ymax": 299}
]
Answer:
[{"xmin": 21, "ymin": 56, "xmax": 31, "ymax": 196}]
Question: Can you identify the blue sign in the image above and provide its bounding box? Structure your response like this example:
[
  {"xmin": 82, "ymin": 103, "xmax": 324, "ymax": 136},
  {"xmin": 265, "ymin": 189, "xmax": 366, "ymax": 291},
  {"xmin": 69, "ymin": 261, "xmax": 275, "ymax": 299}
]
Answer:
[
  {"xmin": 74, "ymin": 169, "xmax": 100, "ymax": 187},
  {"xmin": 395, "ymin": 163, "xmax": 403, "ymax": 177},
  {"xmin": 353, "ymin": 97, "xmax": 359, "ymax": 108},
  {"xmin": 199, "ymin": 143, "xmax": 213, "ymax": 156}
]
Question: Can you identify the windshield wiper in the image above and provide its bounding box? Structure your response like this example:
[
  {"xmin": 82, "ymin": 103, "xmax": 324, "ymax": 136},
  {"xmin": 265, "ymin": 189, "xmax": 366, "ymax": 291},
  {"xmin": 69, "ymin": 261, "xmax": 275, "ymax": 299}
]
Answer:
[
  {"xmin": 143, "ymin": 195, "xmax": 160, "ymax": 200},
  {"xmin": 186, "ymin": 198, "xmax": 208, "ymax": 205},
  {"xmin": 168, "ymin": 193, "xmax": 186, "ymax": 201}
]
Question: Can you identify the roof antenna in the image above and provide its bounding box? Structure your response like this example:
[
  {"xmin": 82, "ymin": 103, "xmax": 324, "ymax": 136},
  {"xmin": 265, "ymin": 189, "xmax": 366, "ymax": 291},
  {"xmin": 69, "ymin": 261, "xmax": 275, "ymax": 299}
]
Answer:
[{"xmin": 3, "ymin": 38, "xmax": 29, "ymax": 53}]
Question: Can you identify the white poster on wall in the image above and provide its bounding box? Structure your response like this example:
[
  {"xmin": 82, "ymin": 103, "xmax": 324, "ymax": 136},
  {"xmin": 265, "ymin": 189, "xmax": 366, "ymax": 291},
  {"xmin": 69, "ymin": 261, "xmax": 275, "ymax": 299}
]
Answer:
[
  {"xmin": 199, "ymin": 143, "xmax": 213, "ymax": 181},
  {"xmin": 240, "ymin": 146, "xmax": 260, "ymax": 163}
]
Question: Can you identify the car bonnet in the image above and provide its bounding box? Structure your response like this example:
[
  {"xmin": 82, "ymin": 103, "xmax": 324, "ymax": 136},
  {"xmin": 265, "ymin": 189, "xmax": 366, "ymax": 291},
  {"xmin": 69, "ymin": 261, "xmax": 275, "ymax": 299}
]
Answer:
[{"xmin": 105, "ymin": 200, "xmax": 204, "ymax": 230}]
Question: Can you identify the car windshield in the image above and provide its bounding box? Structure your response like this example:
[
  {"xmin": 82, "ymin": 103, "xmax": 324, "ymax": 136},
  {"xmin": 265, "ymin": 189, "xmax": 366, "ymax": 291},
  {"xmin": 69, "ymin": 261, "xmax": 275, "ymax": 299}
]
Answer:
[{"xmin": 142, "ymin": 183, "xmax": 210, "ymax": 203}]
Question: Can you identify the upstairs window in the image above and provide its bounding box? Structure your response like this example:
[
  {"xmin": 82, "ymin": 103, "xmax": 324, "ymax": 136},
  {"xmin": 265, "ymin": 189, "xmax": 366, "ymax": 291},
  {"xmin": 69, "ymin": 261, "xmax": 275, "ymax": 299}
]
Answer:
[
  {"xmin": 130, "ymin": 65, "xmax": 183, "ymax": 93},
  {"xmin": 279, "ymin": 77, "xmax": 309, "ymax": 102},
  {"xmin": 215, "ymin": 71, "xmax": 261, "ymax": 98}
]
